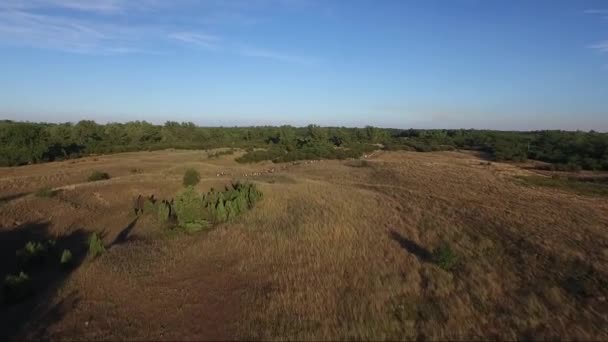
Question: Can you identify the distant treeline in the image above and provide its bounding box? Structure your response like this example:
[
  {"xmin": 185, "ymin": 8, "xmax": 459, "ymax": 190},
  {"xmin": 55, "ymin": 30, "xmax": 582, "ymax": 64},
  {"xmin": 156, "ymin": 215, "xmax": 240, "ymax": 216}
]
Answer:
[{"xmin": 1, "ymin": 120, "xmax": 607, "ymax": 170}]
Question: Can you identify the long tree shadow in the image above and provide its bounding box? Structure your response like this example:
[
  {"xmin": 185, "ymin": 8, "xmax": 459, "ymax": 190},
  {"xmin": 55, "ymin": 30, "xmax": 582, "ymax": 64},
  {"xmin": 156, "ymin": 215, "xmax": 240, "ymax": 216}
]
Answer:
[
  {"xmin": 111, "ymin": 217, "xmax": 139, "ymax": 246},
  {"xmin": 389, "ymin": 230, "xmax": 432, "ymax": 262},
  {"xmin": 0, "ymin": 222, "xmax": 89, "ymax": 340}
]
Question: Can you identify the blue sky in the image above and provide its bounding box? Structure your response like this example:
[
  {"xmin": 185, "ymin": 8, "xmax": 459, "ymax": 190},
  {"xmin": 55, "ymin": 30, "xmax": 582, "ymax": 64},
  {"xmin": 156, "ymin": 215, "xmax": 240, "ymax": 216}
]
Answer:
[{"xmin": 0, "ymin": 0, "xmax": 607, "ymax": 130}]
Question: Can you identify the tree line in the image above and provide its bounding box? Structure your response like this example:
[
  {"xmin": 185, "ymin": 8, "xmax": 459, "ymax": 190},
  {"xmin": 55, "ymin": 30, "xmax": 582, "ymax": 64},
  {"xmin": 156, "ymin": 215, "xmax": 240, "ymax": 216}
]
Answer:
[{"xmin": 1, "ymin": 120, "xmax": 607, "ymax": 170}]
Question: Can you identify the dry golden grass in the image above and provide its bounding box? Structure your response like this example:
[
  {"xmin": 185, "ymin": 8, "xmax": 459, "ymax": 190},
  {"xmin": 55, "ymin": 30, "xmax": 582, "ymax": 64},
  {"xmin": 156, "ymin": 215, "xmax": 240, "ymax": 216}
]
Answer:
[{"xmin": 1, "ymin": 149, "xmax": 607, "ymax": 340}]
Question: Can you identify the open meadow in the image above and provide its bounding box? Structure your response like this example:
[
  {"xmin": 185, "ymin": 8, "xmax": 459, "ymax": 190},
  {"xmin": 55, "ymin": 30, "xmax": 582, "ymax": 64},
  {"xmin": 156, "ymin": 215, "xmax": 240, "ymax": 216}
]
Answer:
[{"xmin": 1, "ymin": 149, "xmax": 607, "ymax": 340}]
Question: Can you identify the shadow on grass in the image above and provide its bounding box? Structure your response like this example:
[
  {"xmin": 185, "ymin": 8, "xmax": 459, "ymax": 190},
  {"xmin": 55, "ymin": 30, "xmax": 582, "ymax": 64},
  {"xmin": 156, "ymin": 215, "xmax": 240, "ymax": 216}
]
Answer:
[
  {"xmin": 0, "ymin": 193, "xmax": 29, "ymax": 206},
  {"xmin": 111, "ymin": 217, "xmax": 139, "ymax": 246},
  {"xmin": 389, "ymin": 230, "xmax": 432, "ymax": 262},
  {"xmin": 0, "ymin": 222, "xmax": 89, "ymax": 340}
]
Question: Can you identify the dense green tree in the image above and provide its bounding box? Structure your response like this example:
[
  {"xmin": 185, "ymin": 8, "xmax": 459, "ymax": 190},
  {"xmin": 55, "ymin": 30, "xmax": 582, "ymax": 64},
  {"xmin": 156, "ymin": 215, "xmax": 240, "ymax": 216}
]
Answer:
[{"xmin": 1, "ymin": 120, "xmax": 606, "ymax": 170}]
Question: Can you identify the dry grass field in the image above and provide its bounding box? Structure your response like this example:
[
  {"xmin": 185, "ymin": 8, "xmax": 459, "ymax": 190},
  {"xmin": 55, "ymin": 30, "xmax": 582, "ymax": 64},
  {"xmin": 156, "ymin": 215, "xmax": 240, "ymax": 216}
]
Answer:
[{"xmin": 1, "ymin": 149, "xmax": 607, "ymax": 340}]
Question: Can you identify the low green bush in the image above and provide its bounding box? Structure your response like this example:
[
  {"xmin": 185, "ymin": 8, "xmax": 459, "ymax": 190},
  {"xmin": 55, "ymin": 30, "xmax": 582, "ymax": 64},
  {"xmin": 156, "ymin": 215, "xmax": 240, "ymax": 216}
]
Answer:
[
  {"xmin": 88, "ymin": 170, "xmax": 110, "ymax": 182},
  {"xmin": 35, "ymin": 187, "xmax": 56, "ymax": 198},
  {"xmin": 60, "ymin": 249, "xmax": 73, "ymax": 266},
  {"xmin": 432, "ymin": 243, "xmax": 458, "ymax": 271},
  {"xmin": 157, "ymin": 201, "xmax": 171, "ymax": 223},
  {"xmin": 88, "ymin": 233, "xmax": 105, "ymax": 257},
  {"xmin": 182, "ymin": 168, "xmax": 200, "ymax": 187}
]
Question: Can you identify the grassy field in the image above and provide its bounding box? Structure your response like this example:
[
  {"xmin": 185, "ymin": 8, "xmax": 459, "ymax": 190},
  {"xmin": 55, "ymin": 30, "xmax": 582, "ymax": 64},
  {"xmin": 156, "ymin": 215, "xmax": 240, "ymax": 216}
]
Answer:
[{"xmin": 1, "ymin": 149, "xmax": 607, "ymax": 340}]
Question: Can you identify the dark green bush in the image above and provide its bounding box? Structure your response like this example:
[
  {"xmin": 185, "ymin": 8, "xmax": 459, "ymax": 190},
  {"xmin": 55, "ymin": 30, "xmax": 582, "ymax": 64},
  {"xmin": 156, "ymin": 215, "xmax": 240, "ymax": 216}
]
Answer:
[
  {"xmin": 154, "ymin": 182, "xmax": 262, "ymax": 230},
  {"xmin": 174, "ymin": 186, "xmax": 207, "ymax": 230},
  {"xmin": 88, "ymin": 170, "xmax": 110, "ymax": 182},
  {"xmin": 432, "ymin": 243, "xmax": 458, "ymax": 271},
  {"xmin": 35, "ymin": 186, "xmax": 56, "ymax": 198},
  {"xmin": 214, "ymin": 199, "xmax": 227, "ymax": 223},
  {"xmin": 182, "ymin": 168, "xmax": 200, "ymax": 187},
  {"xmin": 88, "ymin": 233, "xmax": 105, "ymax": 257}
]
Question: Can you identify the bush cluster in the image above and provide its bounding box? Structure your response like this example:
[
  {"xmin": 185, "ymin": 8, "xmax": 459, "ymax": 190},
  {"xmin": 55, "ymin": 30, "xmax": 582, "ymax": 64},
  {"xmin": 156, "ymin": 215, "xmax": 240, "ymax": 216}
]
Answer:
[
  {"xmin": 3, "ymin": 240, "xmax": 75, "ymax": 304},
  {"xmin": 201, "ymin": 182, "xmax": 263, "ymax": 224},
  {"xmin": 154, "ymin": 182, "xmax": 263, "ymax": 233},
  {"xmin": 16, "ymin": 240, "xmax": 55, "ymax": 267}
]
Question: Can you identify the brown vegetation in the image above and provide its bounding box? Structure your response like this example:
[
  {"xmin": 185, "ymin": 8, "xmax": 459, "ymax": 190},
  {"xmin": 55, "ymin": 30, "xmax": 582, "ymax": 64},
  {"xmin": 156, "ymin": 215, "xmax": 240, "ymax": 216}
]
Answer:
[{"xmin": 0, "ymin": 149, "xmax": 607, "ymax": 340}]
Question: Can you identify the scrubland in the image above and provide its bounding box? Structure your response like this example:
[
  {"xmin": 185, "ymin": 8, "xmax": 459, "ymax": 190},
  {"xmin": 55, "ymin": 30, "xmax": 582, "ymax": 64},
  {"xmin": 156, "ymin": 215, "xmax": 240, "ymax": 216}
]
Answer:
[{"xmin": 1, "ymin": 149, "xmax": 607, "ymax": 340}]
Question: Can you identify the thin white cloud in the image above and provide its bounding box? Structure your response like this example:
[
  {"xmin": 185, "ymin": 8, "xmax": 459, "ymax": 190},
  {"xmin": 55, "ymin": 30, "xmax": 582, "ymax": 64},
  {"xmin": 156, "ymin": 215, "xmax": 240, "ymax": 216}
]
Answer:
[
  {"xmin": 0, "ymin": 9, "xmax": 163, "ymax": 54},
  {"xmin": 583, "ymin": 9, "xmax": 608, "ymax": 15},
  {"xmin": 0, "ymin": 0, "xmax": 322, "ymax": 62},
  {"xmin": 168, "ymin": 32, "xmax": 221, "ymax": 50},
  {"xmin": 0, "ymin": 0, "xmax": 168, "ymax": 13},
  {"xmin": 590, "ymin": 41, "xmax": 608, "ymax": 53},
  {"xmin": 0, "ymin": 0, "xmax": 124, "ymax": 13},
  {"xmin": 239, "ymin": 47, "xmax": 319, "ymax": 65}
]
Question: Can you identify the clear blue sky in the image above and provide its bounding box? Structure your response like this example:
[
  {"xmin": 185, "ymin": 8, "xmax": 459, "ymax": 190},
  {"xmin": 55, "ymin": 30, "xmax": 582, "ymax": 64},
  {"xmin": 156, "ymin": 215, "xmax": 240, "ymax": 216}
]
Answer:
[{"xmin": 0, "ymin": 0, "xmax": 607, "ymax": 130}]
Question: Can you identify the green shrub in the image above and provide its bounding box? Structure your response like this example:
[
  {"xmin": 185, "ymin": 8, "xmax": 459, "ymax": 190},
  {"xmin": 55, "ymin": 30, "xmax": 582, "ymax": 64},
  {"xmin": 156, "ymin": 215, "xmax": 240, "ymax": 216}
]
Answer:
[
  {"xmin": 182, "ymin": 221, "xmax": 210, "ymax": 233},
  {"xmin": 35, "ymin": 186, "xmax": 56, "ymax": 198},
  {"xmin": 88, "ymin": 233, "xmax": 105, "ymax": 257},
  {"xmin": 432, "ymin": 243, "xmax": 458, "ymax": 271},
  {"xmin": 3, "ymin": 272, "xmax": 32, "ymax": 304},
  {"xmin": 130, "ymin": 168, "xmax": 143, "ymax": 174},
  {"xmin": 60, "ymin": 249, "xmax": 73, "ymax": 266},
  {"xmin": 225, "ymin": 200, "xmax": 237, "ymax": 221},
  {"xmin": 214, "ymin": 199, "xmax": 227, "ymax": 223},
  {"xmin": 157, "ymin": 202, "xmax": 171, "ymax": 223},
  {"xmin": 88, "ymin": 170, "xmax": 110, "ymax": 182},
  {"xmin": 182, "ymin": 168, "xmax": 200, "ymax": 187},
  {"xmin": 143, "ymin": 199, "xmax": 157, "ymax": 214},
  {"xmin": 235, "ymin": 193, "xmax": 247, "ymax": 213},
  {"xmin": 174, "ymin": 186, "xmax": 206, "ymax": 228},
  {"xmin": 246, "ymin": 183, "xmax": 263, "ymax": 208}
]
